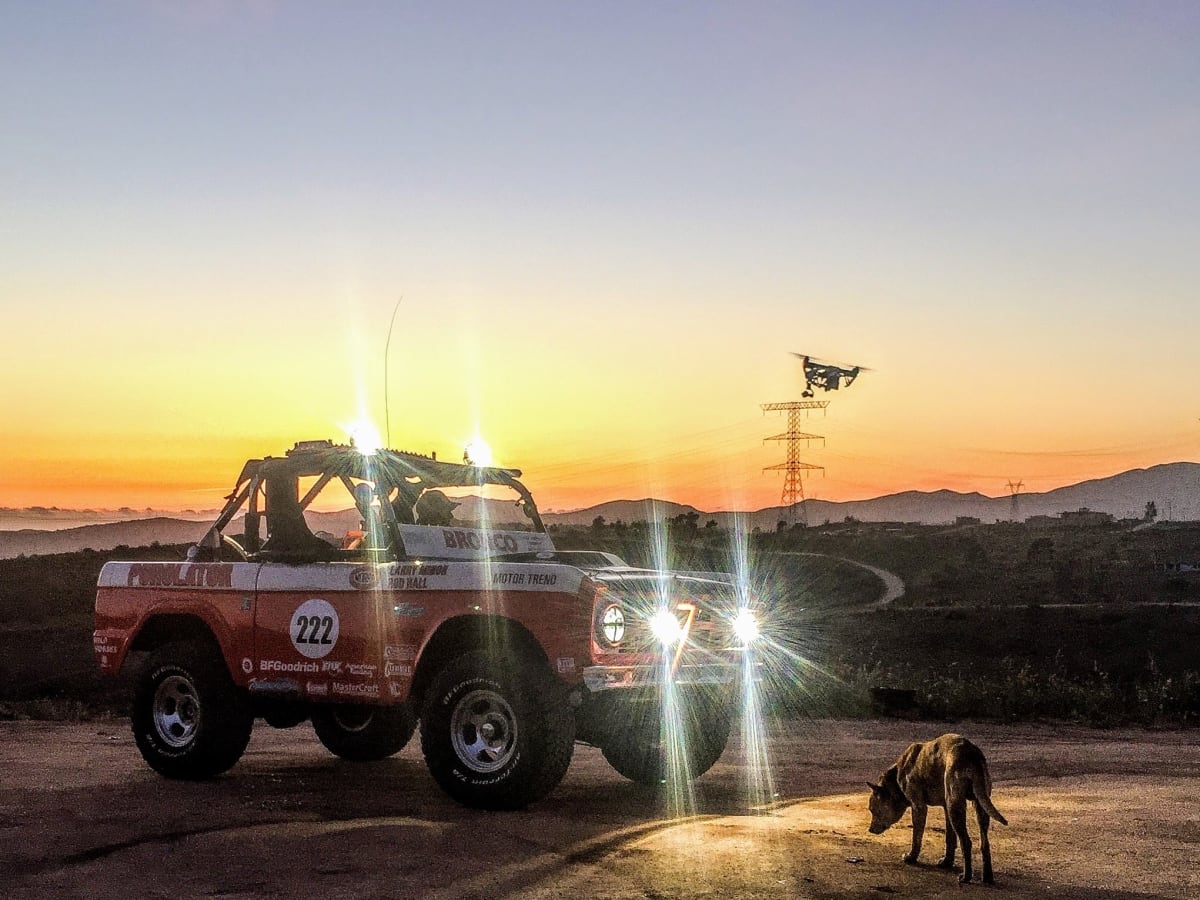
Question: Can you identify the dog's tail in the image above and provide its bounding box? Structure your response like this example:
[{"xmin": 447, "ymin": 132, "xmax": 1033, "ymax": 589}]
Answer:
[{"xmin": 974, "ymin": 776, "xmax": 1008, "ymax": 826}]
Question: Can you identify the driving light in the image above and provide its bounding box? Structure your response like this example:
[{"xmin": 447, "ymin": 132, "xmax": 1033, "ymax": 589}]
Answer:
[
  {"xmin": 650, "ymin": 609, "xmax": 683, "ymax": 645},
  {"xmin": 732, "ymin": 608, "xmax": 761, "ymax": 645},
  {"xmin": 600, "ymin": 603, "xmax": 625, "ymax": 645}
]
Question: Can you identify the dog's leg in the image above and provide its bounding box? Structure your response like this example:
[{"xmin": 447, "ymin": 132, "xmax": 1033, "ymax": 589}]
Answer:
[
  {"xmin": 903, "ymin": 802, "xmax": 926, "ymax": 864},
  {"xmin": 936, "ymin": 802, "xmax": 958, "ymax": 869},
  {"xmin": 948, "ymin": 801, "xmax": 973, "ymax": 883},
  {"xmin": 976, "ymin": 801, "xmax": 994, "ymax": 884}
]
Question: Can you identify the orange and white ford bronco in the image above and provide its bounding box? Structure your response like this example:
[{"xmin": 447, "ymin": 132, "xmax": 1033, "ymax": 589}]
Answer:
[{"xmin": 95, "ymin": 440, "xmax": 759, "ymax": 809}]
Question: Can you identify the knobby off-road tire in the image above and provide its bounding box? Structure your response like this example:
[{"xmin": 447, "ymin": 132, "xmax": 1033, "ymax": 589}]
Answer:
[
  {"xmin": 131, "ymin": 641, "xmax": 253, "ymax": 780},
  {"xmin": 312, "ymin": 704, "xmax": 416, "ymax": 761},
  {"xmin": 601, "ymin": 690, "xmax": 733, "ymax": 785},
  {"xmin": 420, "ymin": 650, "xmax": 575, "ymax": 810}
]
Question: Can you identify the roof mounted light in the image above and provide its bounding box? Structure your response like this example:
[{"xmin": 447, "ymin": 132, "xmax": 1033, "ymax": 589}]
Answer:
[{"xmin": 464, "ymin": 437, "xmax": 493, "ymax": 467}]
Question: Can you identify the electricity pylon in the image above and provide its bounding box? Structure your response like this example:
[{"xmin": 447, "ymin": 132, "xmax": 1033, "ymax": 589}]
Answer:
[
  {"xmin": 1007, "ymin": 479, "xmax": 1024, "ymax": 521},
  {"xmin": 762, "ymin": 400, "xmax": 829, "ymax": 525}
]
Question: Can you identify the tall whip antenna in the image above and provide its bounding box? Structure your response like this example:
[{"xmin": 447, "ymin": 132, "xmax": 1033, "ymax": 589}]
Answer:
[{"xmin": 384, "ymin": 296, "xmax": 403, "ymax": 448}]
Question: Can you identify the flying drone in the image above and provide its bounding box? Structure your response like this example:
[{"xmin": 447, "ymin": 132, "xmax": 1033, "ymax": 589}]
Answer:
[{"xmin": 792, "ymin": 353, "xmax": 871, "ymax": 398}]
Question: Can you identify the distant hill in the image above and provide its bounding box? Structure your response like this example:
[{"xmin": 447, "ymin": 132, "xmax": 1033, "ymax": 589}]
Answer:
[
  {"xmin": 0, "ymin": 518, "xmax": 211, "ymax": 559},
  {"xmin": 544, "ymin": 462, "xmax": 1200, "ymax": 529},
  {"xmin": 2, "ymin": 462, "xmax": 1197, "ymax": 557}
]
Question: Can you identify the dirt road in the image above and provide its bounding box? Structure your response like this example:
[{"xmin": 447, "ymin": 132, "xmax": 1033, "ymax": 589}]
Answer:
[{"xmin": 2, "ymin": 718, "xmax": 1197, "ymax": 899}]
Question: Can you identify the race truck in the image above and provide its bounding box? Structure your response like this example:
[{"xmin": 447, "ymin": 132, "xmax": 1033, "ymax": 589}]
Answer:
[{"xmin": 94, "ymin": 440, "xmax": 762, "ymax": 809}]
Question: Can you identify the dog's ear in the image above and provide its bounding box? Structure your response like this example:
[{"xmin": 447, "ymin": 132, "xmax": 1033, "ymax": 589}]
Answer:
[{"xmin": 866, "ymin": 782, "xmax": 881, "ymax": 793}]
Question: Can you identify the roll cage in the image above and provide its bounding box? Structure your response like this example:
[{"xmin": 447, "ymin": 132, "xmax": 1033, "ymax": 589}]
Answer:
[{"xmin": 189, "ymin": 440, "xmax": 545, "ymax": 563}]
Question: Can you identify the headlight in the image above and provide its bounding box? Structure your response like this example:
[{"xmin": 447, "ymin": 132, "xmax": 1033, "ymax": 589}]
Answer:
[
  {"xmin": 649, "ymin": 609, "xmax": 683, "ymax": 645},
  {"xmin": 732, "ymin": 608, "xmax": 760, "ymax": 645},
  {"xmin": 599, "ymin": 603, "xmax": 625, "ymax": 645}
]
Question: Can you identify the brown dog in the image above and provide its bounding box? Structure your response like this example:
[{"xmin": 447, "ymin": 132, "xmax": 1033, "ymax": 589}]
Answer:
[{"xmin": 867, "ymin": 733, "xmax": 1008, "ymax": 884}]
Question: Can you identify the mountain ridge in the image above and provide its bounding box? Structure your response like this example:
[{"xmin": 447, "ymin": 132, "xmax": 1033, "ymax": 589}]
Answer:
[{"xmin": 2, "ymin": 462, "xmax": 1196, "ymax": 558}]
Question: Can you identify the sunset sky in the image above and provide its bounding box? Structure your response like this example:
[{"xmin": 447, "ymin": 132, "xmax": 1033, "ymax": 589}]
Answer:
[{"xmin": 3, "ymin": 2, "xmax": 1198, "ymax": 514}]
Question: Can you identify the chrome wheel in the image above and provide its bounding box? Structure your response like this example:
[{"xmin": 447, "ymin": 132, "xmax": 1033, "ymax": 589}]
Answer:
[
  {"xmin": 450, "ymin": 688, "xmax": 518, "ymax": 773},
  {"xmin": 153, "ymin": 674, "xmax": 201, "ymax": 748}
]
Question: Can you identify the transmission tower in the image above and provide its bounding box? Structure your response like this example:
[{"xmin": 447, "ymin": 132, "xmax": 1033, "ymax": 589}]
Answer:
[
  {"xmin": 1007, "ymin": 479, "xmax": 1024, "ymax": 521},
  {"xmin": 762, "ymin": 400, "xmax": 829, "ymax": 525}
]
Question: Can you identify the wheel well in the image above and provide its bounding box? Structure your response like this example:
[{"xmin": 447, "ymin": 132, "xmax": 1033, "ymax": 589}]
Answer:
[
  {"xmin": 410, "ymin": 616, "xmax": 551, "ymax": 711},
  {"xmin": 129, "ymin": 614, "xmax": 222, "ymax": 657}
]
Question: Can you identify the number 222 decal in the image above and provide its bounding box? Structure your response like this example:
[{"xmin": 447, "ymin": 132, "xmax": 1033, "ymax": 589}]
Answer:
[{"xmin": 290, "ymin": 598, "xmax": 340, "ymax": 659}]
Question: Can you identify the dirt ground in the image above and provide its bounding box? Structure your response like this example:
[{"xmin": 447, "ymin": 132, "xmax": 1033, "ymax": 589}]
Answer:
[{"xmin": 2, "ymin": 717, "xmax": 1197, "ymax": 899}]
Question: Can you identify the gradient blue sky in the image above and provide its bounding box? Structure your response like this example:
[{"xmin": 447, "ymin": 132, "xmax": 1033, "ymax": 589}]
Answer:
[{"xmin": 3, "ymin": 2, "xmax": 1198, "ymax": 512}]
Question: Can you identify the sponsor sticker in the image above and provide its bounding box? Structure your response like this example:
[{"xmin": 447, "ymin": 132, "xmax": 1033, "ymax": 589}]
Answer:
[
  {"xmin": 346, "ymin": 663, "xmax": 377, "ymax": 678},
  {"xmin": 260, "ymin": 659, "xmax": 320, "ymax": 674},
  {"xmin": 306, "ymin": 681, "xmax": 329, "ymax": 697},
  {"xmin": 321, "ymin": 660, "xmax": 343, "ymax": 674},
  {"xmin": 384, "ymin": 644, "xmax": 416, "ymax": 661},
  {"xmin": 556, "ymin": 657, "xmax": 576, "ymax": 674},
  {"xmin": 349, "ymin": 567, "xmax": 378, "ymax": 589},
  {"xmin": 289, "ymin": 598, "xmax": 340, "ymax": 659},
  {"xmin": 93, "ymin": 635, "xmax": 120, "ymax": 655},
  {"xmin": 388, "ymin": 682, "xmax": 404, "ymax": 698},
  {"xmin": 391, "ymin": 602, "xmax": 425, "ymax": 618},
  {"xmin": 241, "ymin": 658, "xmax": 254, "ymax": 674},
  {"xmin": 332, "ymin": 681, "xmax": 380, "ymax": 698},
  {"xmin": 384, "ymin": 662, "xmax": 412, "ymax": 678}
]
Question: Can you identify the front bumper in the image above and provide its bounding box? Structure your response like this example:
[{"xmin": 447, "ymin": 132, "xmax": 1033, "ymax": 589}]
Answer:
[{"xmin": 583, "ymin": 660, "xmax": 757, "ymax": 692}]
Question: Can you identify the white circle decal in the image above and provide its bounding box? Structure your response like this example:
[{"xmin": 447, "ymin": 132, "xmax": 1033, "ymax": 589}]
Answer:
[{"xmin": 289, "ymin": 598, "xmax": 340, "ymax": 659}]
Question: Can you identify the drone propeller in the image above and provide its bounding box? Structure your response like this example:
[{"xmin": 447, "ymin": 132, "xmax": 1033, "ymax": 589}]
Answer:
[{"xmin": 790, "ymin": 352, "xmax": 874, "ymax": 372}]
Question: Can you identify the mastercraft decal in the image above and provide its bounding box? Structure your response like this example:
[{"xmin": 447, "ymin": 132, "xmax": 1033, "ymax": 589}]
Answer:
[
  {"xmin": 289, "ymin": 598, "xmax": 340, "ymax": 659},
  {"xmin": 332, "ymin": 681, "xmax": 380, "ymax": 698}
]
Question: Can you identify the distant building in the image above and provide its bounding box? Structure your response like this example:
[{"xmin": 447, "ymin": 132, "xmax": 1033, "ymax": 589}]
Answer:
[
  {"xmin": 1060, "ymin": 508, "xmax": 1114, "ymax": 526},
  {"xmin": 1025, "ymin": 515, "xmax": 1059, "ymax": 527},
  {"xmin": 1025, "ymin": 509, "xmax": 1115, "ymax": 527},
  {"xmin": 1162, "ymin": 561, "xmax": 1200, "ymax": 574}
]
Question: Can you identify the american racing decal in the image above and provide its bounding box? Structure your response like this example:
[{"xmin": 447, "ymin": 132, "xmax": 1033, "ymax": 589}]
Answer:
[{"xmin": 289, "ymin": 598, "xmax": 340, "ymax": 659}]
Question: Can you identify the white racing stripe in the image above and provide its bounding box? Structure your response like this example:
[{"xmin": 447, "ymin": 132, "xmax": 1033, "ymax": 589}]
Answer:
[
  {"xmin": 256, "ymin": 561, "xmax": 584, "ymax": 594},
  {"xmin": 97, "ymin": 561, "xmax": 259, "ymax": 591}
]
